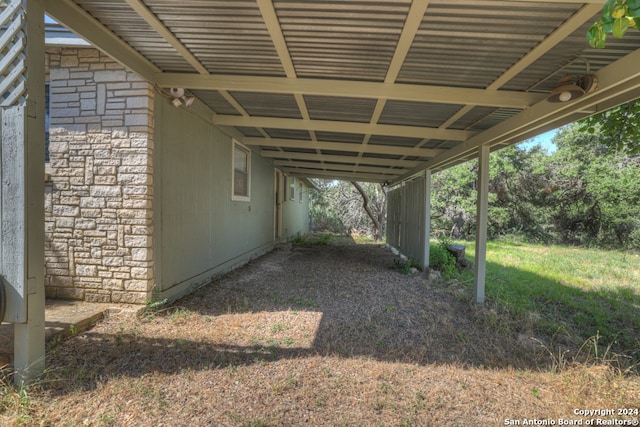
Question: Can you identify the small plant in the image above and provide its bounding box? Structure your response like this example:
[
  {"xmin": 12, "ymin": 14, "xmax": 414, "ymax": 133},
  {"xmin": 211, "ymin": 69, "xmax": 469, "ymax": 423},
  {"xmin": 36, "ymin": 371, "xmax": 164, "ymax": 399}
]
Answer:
[
  {"xmin": 429, "ymin": 244, "xmax": 457, "ymax": 278},
  {"xmin": 143, "ymin": 298, "xmax": 168, "ymax": 320},
  {"xmin": 393, "ymin": 257, "xmax": 421, "ymax": 275},
  {"xmin": 146, "ymin": 298, "xmax": 168, "ymax": 311},
  {"xmin": 291, "ymin": 233, "xmax": 332, "ymax": 247},
  {"xmin": 0, "ymin": 372, "xmax": 34, "ymax": 423}
]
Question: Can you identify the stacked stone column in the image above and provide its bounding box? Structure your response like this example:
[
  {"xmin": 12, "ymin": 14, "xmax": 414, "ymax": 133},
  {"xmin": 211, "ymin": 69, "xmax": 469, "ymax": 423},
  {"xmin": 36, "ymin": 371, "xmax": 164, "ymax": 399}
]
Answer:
[{"xmin": 44, "ymin": 47, "xmax": 154, "ymax": 304}]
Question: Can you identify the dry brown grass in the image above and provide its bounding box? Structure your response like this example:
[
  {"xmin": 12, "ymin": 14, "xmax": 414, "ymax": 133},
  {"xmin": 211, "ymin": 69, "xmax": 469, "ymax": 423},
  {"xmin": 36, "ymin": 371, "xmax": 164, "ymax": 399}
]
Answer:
[{"xmin": 2, "ymin": 237, "xmax": 639, "ymax": 426}]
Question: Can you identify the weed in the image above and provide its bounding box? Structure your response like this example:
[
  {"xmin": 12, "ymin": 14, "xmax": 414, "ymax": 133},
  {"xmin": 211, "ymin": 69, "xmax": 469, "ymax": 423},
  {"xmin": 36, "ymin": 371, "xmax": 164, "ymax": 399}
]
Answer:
[
  {"xmin": 0, "ymin": 371, "xmax": 34, "ymax": 424},
  {"xmin": 247, "ymin": 418, "xmax": 270, "ymax": 427},
  {"xmin": 169, "ymin": 307, "xmax": 191, "ymax": 323},
  {"xmin": 291, "ymin": 233, "xmax": 331, "ymax": 246},
  {"xmin": 270, "ymin": 322, "xmax": 285, "ymax": 333},
  {"xmin": 68, "ymin": 324, "xmax": 78, "ymax": 336},
  {"xmin": 142, "ymin": 298, "xmax": 168, "ymax": 320},
  {"xmin": 288, "ymin": 297, "xmax": 319, "ymax": 308},
  {"xmin": 393, "ymin": 257, "xmax": 422, "ymax": 275},
  {"xmin": 283, "ymin": 337, "xmax": 295, "ymax": 345}
]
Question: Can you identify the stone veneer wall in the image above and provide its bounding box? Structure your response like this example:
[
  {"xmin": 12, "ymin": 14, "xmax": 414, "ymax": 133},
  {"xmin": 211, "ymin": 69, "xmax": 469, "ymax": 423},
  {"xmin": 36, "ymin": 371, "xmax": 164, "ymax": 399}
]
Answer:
[{"xmin": 44, "ymin": 47, "xmax": 154, "ymax": 304}]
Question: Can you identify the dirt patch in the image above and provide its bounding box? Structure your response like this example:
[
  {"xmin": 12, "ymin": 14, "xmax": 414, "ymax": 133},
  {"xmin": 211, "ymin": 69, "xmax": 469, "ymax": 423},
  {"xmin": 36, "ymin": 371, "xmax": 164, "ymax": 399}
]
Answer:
[{"xmin": 2, "ymin": 239, "xmax": 638, "ymax": 426}]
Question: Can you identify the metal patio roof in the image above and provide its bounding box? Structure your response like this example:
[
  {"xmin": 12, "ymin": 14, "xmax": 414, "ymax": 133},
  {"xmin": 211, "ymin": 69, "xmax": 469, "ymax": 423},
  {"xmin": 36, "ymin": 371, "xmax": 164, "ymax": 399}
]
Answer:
[{"xmin": 46, "ymin": 0, "xmax": 640, "ymax": 184}]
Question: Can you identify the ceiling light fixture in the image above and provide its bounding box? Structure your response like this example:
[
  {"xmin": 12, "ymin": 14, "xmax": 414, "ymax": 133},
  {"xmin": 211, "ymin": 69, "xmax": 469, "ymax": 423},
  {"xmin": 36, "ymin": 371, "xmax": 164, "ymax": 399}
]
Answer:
[
  {"xmin": 169, "ymin": 87, "xmax": 196, "ymax": 108},
  {"xmin": 546, "ymin": 59, "xmax": 597, "ymax": 103}
]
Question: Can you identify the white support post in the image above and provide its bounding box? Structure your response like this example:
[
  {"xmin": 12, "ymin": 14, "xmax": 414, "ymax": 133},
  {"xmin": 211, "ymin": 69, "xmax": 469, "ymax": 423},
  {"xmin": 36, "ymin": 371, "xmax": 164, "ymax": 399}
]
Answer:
[
  {"xmin": 421, "ymin": 169, "xmax": 432, "ymax": 271},
  {"xmin": 474, "ymin": 145, "xmax": 489, "ymax": 304},
  {"xmin": 0, "ymin": 0, "xmax": 46, "ymax": 385}
]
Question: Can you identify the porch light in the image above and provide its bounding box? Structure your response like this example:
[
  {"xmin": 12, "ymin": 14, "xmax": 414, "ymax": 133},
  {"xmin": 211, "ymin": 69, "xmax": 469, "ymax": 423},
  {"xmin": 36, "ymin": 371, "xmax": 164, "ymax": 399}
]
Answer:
[
  {"xmin": 546, "ymin": 74, "xmax": 597, "ymax": 103},
  {"xmin": 169, "ymin": 87, "xmax": 196, "ymax": 108}
]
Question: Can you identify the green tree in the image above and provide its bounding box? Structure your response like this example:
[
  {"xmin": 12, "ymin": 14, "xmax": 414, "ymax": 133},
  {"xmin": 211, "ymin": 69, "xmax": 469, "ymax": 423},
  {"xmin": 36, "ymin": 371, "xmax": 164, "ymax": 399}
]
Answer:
[
  {"xmin": 546, "ymin": 125, "xmax": 640, "ymax": 247},
  {"xmin": 579, "ymin": 101, "xmax": 640, "ymax": 155},
  {"xmin": 587, "ymin": 0, "xmax": 640, "ymax": 48},
  {"xmin": 310, "ymin": 180, "xmax": 386, "ymax": 240},
  {"xmin": 431, "ymin": 161, "xmax": 477, "ymax": 239}
]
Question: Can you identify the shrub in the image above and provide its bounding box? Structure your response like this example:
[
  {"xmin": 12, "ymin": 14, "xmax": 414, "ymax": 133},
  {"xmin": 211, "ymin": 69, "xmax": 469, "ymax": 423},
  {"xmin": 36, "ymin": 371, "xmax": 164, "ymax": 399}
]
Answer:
[{"xmin": 429, "ymin": 244, "xmax": 457, "ymax": 278}]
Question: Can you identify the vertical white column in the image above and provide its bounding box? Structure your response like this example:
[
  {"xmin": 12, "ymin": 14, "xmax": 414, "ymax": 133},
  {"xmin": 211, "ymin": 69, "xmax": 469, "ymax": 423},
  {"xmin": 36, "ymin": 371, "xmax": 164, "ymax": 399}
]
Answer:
[
  {"xmin": 421, "ymin": 169, "xmax": 432, "ymax": 271},
  {"xmin": 0, "ymin": 0, "xmax": 46, "ymax": 385},
  {"xmin": 474, "ymin": 145, "xmax": 489, "ymax": 304}
]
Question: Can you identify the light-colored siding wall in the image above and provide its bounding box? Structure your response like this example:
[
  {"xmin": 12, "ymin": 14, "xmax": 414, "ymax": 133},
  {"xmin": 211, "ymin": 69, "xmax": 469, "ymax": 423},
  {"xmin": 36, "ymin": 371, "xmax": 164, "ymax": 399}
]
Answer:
[
  {"xmin": 281, "ymin": 176, "xmax": 310, "ymax": 240},
  {"xmin": 154, "ymin": 98, "xmax": 276, "ymax": 301},
  {"xmin": 386, "ymin": 176, "xmax": 427, "ymax": 265}
]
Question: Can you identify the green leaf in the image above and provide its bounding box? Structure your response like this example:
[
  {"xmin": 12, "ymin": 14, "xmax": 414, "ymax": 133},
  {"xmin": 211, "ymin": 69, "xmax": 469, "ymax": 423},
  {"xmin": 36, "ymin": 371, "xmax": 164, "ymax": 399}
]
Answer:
[
  {"xmin": 630, "ymin": 6, "xmax": 640, "ymax": 18},
  {"xmin": 635, "ymin": 17, "xmax": 640, "ymax": 28},
  {"xmin": 587, "ymin": 24, "xmax": 600, "ymax": 44},
  {"xmin": 613, "ymin": 16, "xmax": 629, "ymax": 37},
  {"xmin": 602, "ymin": 0, "xmax": 618, "ymax": 17},
  {"xmin": 628, "ymin": 0, "xmax": 640, "ymax": 10},
  {"xmin": 602, "ymin": 20, "xmax": 614, "ymax": 33}
]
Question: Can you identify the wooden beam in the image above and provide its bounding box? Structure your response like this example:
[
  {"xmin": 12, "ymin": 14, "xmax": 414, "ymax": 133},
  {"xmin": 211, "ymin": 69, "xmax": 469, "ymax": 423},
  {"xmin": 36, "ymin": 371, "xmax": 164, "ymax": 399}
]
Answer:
[
  {"xmin": 45, "ymin": 0, "xmax": 159, "ymax": 82},
  {"xmin": 281, "ymin": 168, "xmax": 390, "ymax": 183},
  {"xmin": 246, "ymin": 137, "xmax": 445, "ymax": 157},
  {"xmin": 421, "ymin": 169, "xmax": 432, "ymax": 271},
  {"xmin": 260, "ymin": 150, "xmax": 421, "ymax": 168},
  {"xmin": 273, "ymin": 160, "xmax": 406, "ymax": 175},
  {"xmin": 123, "ymin": 0, "xmax": 208, "ymax": 74},
  {"xmin": 3, "ymin": 0, "xmax": 46, "ymax": 385},
  {"xmin": 473, "ymin": 145, "xmax": 489, "ymax": 304},
  {"xmin": 222, "ymin": 117, "xmax": 472, "ymax": 141},
  {"xmin": 256, "ymin": 0, "xmax": 296, "ymax": 77},
  {"xmin": 385, "ymin": 0, "xmax": 429, "ymax": 83},
  {"xmin": 156, "ymin": 73, "xmax": 544, "ymax": 109}
]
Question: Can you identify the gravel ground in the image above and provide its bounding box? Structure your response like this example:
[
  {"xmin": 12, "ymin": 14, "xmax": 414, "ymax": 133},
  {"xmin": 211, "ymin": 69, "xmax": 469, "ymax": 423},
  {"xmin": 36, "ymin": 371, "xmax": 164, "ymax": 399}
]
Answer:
[{"xmin": 2, "ymin": 237, "xmax": 638, "ymax": 426}]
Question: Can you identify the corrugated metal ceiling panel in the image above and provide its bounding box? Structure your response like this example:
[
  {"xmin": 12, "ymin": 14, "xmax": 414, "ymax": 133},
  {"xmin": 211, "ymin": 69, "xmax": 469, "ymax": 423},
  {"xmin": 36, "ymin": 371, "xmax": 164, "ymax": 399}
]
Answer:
[
  {"xmin": 316, "ymin": 132, "xmax": 365, "ymax": 143},
  {"xmin": 275, "ymin": 0, "xmax": 411, "ymax": 81},
  {"xmin": 56, "ymin": 0, "xmax": 640, "ymax": 182},
  {"xmin": 305, "ymin": 95, "xmax": 377, "ymax": 123},
  {"xmin": 368, "ymin": 135, "xmax": 423, "ymax": 148},
  {"xmin": 144, "ymin": 0, "xmax": 286, "ymax": 76},
  {"xmin": 74, "ymin": 0, "xmax": 193, "ymax": 72},
  {"xmin": 191, "ymin": 90, "xmax": 242, "ymax": 116},
  {"xmin": 397, "ymin": 0, "xmax": 583, "ymax": 87},
  {"xmin": 264, "ymin": 128, "xmax": 311, "ymax": 139},
  {"xmin": 379, "ymin": 101, "xmax": 463, "ymax": 128},
  {"xmin": 229, "ymin": 92, "xmax": 302, "ymax": 118}
]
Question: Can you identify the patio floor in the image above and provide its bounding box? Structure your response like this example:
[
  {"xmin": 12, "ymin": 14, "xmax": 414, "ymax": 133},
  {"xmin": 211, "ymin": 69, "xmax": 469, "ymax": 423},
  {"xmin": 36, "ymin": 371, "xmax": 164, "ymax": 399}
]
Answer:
[{"xmin": 0, "ymin": 299, "xmax": 143, "ymax": 369}]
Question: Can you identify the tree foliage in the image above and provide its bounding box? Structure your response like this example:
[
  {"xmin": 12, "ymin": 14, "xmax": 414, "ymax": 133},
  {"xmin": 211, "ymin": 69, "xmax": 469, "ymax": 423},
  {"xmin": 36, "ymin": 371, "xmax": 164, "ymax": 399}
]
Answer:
[
  {"xmin": 579, "ymin": 101, "xmax": 640, "ymax": 155},
  {"xmin": 587, "ymin": 0, "xmax": 640, "ymax": 48},
  {"xmin": 310, "ymin": 125, "xmax": 639, "ymax": 249},
  {"xmin": 310, "ymin": 180, "xmax": 386, "ymax": 240},
  {"xmin": 429, "ymin": 124, "xmax": 640, "ymax": 249}
]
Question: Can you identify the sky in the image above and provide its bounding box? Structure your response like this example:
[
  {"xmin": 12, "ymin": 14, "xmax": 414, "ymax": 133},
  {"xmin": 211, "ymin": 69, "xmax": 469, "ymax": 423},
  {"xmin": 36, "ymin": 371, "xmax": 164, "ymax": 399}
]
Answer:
[{"xmin": 518, "ymin": 129, "xmax": 558, "ymax": 153}]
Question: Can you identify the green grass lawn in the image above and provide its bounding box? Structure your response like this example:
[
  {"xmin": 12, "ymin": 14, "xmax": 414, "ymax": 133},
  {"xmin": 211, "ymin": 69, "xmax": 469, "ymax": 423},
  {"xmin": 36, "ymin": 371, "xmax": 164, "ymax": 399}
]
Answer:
[{"xmin": 457, "ymin": 241, "xmax": 640, "ymax": 365}]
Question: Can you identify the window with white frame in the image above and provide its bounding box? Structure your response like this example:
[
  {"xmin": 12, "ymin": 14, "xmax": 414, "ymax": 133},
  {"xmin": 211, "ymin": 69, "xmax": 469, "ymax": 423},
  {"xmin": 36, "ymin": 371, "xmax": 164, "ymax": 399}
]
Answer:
[
  {"xmin": 288, "ymin": 176, "xmax": 296, "ymax": 201},
  {"xmin": 232, "ymin": 140, "xmax": 251, "ymax": 201}
]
